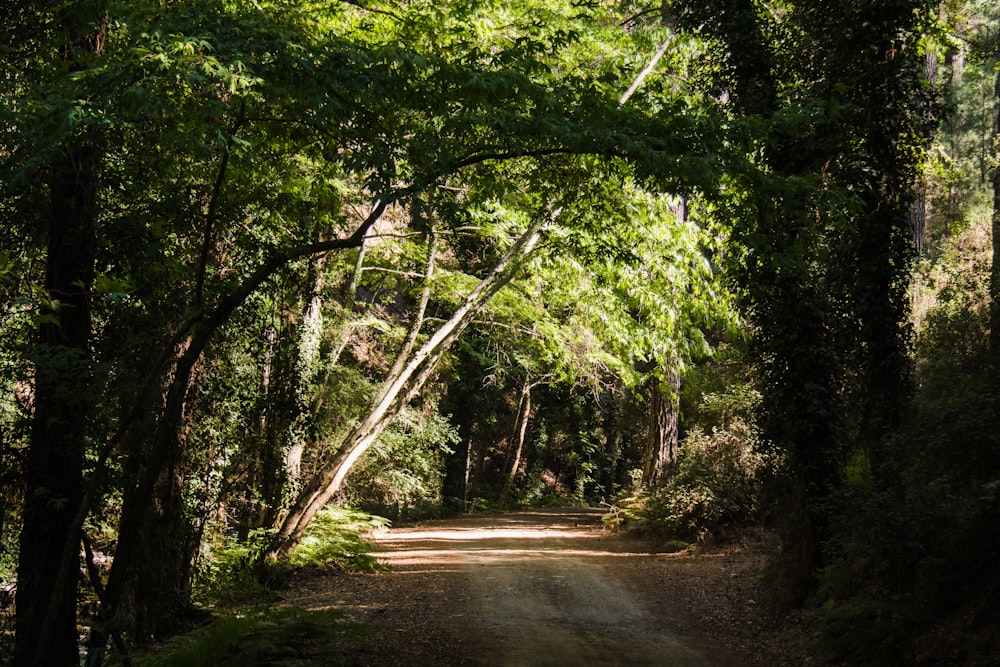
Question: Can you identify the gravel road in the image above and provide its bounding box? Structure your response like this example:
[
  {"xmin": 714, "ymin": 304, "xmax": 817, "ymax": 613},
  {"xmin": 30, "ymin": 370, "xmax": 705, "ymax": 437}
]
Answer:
[{"xmin": 284, "ymin": 507, "xmax": 787, "ymax": 666}]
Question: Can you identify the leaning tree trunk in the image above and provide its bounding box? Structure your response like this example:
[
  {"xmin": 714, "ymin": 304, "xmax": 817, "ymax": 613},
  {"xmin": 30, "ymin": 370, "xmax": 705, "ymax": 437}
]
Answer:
[
  {"xmin": 270, "ymin": 209, "xmax": 555, "ymax": 559},
  {"xmin": 85, "ymin": 201, "xmax": 390, "ymax": 661},
  {"xmin": 96, "ymin": 105, "xmax": 246, "ymax": 648}
]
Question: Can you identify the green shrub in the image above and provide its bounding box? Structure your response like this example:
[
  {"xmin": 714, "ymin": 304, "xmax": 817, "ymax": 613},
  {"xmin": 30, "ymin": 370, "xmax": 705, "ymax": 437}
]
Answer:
[
  {"xmin": 602, "ymin": 491, "xmax": 651, "ymax": 531},
  {"xmin": 195, "ymin": 528, "xmax": 283, "ymax": 607},
  {"xmin": 651, "ymin": 415, "xmax": 767, "ymax": 540},
  {"xmin": 344, "ymin": 405, "xmax": 459, "ymax": 512},
  {"xmin": 196, "ymin": 507, "xmax": 388, "ymax": 606},
  {"xmin": 611, "ymin": 386, "xmax": 772, "ymax": 541},
  {"xmin": 662, "ymin": 539, "xmax": 693, "ymax": 553},
  {"xmin": 814, "ymin": 214, "xmax": 1000, "ymax": 661}
]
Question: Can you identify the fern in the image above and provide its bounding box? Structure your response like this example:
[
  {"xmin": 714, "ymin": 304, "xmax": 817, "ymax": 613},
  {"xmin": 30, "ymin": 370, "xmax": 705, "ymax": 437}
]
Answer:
[{"xmin": 288, "ymin": 506, "xmax": 390, "ymax": 572}]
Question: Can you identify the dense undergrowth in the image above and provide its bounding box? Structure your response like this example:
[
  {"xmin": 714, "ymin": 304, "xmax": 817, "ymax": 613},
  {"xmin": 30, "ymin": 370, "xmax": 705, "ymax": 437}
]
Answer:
[
  {"xmin": 604, "ymin": 382, "xmax": 770, "ymax": 547},
  {"xmin": 195, "ymin": 506, "xmax": 388, "ymax": 606}
]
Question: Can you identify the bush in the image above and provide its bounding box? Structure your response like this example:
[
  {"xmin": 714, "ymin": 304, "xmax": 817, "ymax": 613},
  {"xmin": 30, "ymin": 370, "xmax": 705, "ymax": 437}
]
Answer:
[
  {"xmin": 813, "ymin": 214, "xmax": 1000, "ymax": 662},
  {"xmin": 819, "ymin": 597, "xmax": 918, "ymax": 666},
  {"xmin": 645, "ymin": 417, "xmax": 767, "ymax": 540},
  {"xmin": 195, "ymin": 528, "xmax": 283, "ymax": 607},
  {"xmin": 343, "ymin": 404, "xmax": 459, "ymax": 513},
  {"xmin": 609, "ymin": 386, "xmax": 771, "ymax": 541}
]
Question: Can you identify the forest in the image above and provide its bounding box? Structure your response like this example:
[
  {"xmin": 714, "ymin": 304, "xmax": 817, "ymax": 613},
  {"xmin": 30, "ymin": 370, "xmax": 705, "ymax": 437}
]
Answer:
[{"xmin": 1, "ymin": 0, "xmax": 999, "ymax": 664}]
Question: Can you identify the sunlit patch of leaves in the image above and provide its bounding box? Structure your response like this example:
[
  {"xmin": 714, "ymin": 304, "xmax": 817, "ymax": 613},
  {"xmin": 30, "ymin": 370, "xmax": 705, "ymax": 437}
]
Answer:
[{"xmin": 288, "ymin": 506, "xmax": 390, "ymax": 572}]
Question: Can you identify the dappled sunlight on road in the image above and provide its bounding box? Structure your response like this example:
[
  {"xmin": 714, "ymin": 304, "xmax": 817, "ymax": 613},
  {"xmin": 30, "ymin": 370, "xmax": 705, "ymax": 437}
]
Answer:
[
  {"xmin": 284, "ymin": 507, "xmax": 754, "ymax": 666},
  {"xmin": 380, "ymin": 525, "xmax": 596, "ymax": 542},
  {"xmin": 379, "ymin": 546, "xmax": 656, "ymax": 566},
  {"xmin": 371, "ymin": 509, "xmax": 653, "ymax": 567}
]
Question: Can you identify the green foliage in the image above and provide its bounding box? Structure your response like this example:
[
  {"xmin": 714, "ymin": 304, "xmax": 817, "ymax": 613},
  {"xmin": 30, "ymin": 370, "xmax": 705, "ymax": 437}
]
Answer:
[
  {"xmin": 609, "ymin": 385, "xmax": 769, "ymax": 541},
  {"xmin": 515, "ymin": 469, "xmax": 587, "ymax": 508},
  {"xmin": 10, "ymin": 0, "xmax": 986, "ymax": 661},
  {"xmin": 196, "ymin": 528, "xmax": 283, "ymax": 607},
  {"xmin": 886, "ymin": 370, "xmax": 1000, "ymax": 618},
  {"xmin": 503, "ymin": 389, "xmax": 613, "ymax": 507},
  {"xmin": 818, "ymin": 597, "xmax": 918, "ymax": 666},
  {"xmin": 494, "ymin": 179, "xmax": 735, "ymax": 390},
  {"xmin": 816, "ymin": 83, "xmax": 1000, "ymax": 654},
  {"xmin": 345, "ymin": 403, "xmax": 460, "ymax": 515},
  {"xmin": 287, "ymin": 506, "xmax": 389, "ymax": 572},
  {"xmin": 0, "ymin": 364, "xmax": 25, "ymax": 589},
  {"xmin": 913, "ymin": 214, "xmax": 992, "ymax": 375},
  {"xmin": 662, "ymin": 539, "xmax": 693, "ymax": 553},
  {"xmin": 133, "ymin": 607, "xmax": 365, "ymax": 667},
  {"xmin": 197, "ymin": 507, "xmax": 387, "ymax": 606}
]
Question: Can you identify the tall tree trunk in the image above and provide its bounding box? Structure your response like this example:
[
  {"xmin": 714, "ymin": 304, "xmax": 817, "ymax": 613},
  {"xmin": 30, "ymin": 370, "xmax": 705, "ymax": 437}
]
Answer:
[
  {"xmin": 125, "ymin": 463, "xmax": 201, "ymax": 641},
  {"xmin": 252, "ymin": 321, "xmax": 278, "ymax": 530},
  {"xmin": 97, "ymin": 104, "xmax": 245, "ymax": 646},
  {"xmin": 499, "ymin": 379, "xmax": 534, "ymax": 503},
  {"xmin": 989, "ymin": 54, "xmax": 1000, "ymax": 360},
  {"xmin": 270, "ymin": 209, "xmax": 554, "ymax": 559},
  {"xmin": 281, "ymin": 249, "xmax": 333, "ymax": 497},
  {"xmin": 442, "ymin": 436, "xmax": 473, "ymax": 514},
  {"xmin": 850, "ymin": 3, "xmax": 927, "ymax": 494},
  {"xmin": 910, "ymin": 179, "xmax": 930, "ymax": 255},
  {"xmin": 15, "ymin": 6, "xmax": 105, "ymax": 664},
  {"xmin": 16, "ymin": 146, "xmax": 99, "ymax": 667},
  {"xmin": 87, "ymin": 334, "xmax": 205, "ymax": 658},
  {"xmin": 642, "ymin": 366, "xmax": 680, "ymax": 487},
  {"xmin": 679, "ymin": 0, "xmax": 836, "ymax": 598},
  {"xmin": 640, "ymin": 196, "xmax": 686, "ymax": 488}
]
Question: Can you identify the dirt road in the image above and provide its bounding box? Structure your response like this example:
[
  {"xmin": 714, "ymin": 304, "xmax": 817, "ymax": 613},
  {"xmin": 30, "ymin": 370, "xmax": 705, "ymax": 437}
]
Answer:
[{"xmin": 284, "ymin": 508, "xmax": 793, "ymax": 666}]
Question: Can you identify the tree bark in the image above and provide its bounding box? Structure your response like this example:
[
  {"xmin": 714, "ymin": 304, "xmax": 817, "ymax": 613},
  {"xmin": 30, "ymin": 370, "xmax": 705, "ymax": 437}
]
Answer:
[
  {"xmin": 642, "ymin": 366, "xmax": 680, "ymax": 487},
  {"xmin": 15, "ymin": 6, "xmax": 106, "ymax": 664},
  {"xmin": 93, "ymin": 113, "xmax": 247, "ymax": 646},
  {"xmin": 380, "ymin": 227, "xmax": 438, "ymax": 388},
  {"xmin": 85, "ymin": 201, "xmax": 390, "ymax": 661},
  {"xmin": 989, "ymin": 53, "xmax": 1000, "ymax": 360},
  {"xmin": 16, "ymin": 145, "xmax": 99, "ymax": 667}
]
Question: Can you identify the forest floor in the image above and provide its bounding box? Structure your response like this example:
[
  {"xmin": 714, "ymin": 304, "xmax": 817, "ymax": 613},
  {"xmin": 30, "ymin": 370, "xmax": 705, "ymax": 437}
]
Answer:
[{"xmin": 280, "ymin": 507, "xmax": 821, "ymax": 666}]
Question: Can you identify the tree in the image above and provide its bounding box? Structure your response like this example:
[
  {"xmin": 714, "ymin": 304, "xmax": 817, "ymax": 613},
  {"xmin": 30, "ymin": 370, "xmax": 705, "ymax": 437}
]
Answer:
[
  {"xmin": 661, "ymin": 0, "xmax": 939, "ymax": 595},
  {"xmin": 12, "ymin": 3, "xmax": 107, "ymax": 664},
  {"xmin": 269, "ymin": 202, "xmax": 556, "ymax": 557},
  {"xmin": 434, "ymin": 171, "xmax": 734, "ymax": 504},
  {"xmin": 983, "ymin": 13, "xmax": 1000, "ymax": 358}
]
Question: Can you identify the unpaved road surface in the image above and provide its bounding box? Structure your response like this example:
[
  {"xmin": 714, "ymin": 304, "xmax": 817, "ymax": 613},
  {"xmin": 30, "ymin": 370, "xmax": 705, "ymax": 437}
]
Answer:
[{"xmin": 284, "ymin": 508, "xmax": 800, "ymax": 666}]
